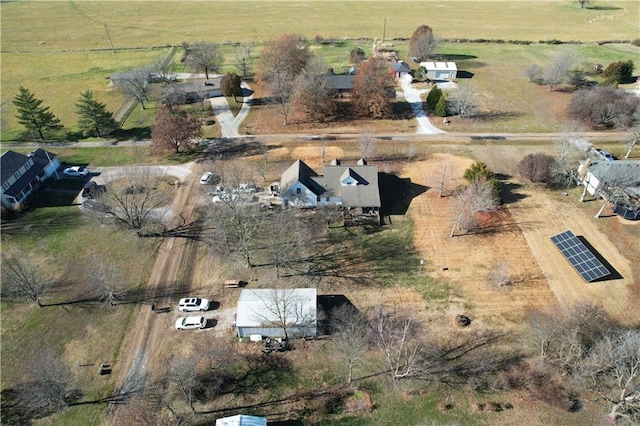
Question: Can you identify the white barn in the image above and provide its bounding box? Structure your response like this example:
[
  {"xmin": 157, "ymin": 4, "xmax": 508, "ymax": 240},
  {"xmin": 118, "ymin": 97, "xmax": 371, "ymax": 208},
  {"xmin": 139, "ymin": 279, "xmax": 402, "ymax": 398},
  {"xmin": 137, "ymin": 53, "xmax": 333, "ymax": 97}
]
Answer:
[
  {"xmin": 236, "ymin": 288, "xmax": 317, "ymax": 339},
  {"xmin": 420, "ymin": 61, "xmax": 457, "ymax": 80}
]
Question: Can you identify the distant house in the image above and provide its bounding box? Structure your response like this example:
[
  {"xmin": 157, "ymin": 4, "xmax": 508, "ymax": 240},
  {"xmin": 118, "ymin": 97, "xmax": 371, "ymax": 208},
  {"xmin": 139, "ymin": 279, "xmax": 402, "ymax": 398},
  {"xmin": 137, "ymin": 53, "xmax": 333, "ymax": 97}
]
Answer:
[
  {"xmin": 1, "ymin": 149, "xmax": 60, "ymax": 210},
  {"xmin": 391, "ymin": 60, "xmax": 411, "ymax": 78},
  {"xmin": 280, "ymin": 159, "xmax": 381, "ymax": 218},
  {"xmin": 236, "ymin": 288, "xmax": 317, "ymax": 339},
  {"xmin": 578, "ymin": 159, "xmax": 640, "ymax": 219},
  {"xmin": 420, "ymin": 61, "xmax": 457, "ymax": 80},
  {"xmin": 215, "ymin": 414, "xmax": 267, "ymax": 426},
  {"xmin": 326, "ymin": 74, "xmax": 356, "ymax": 97},
  {"xmin": 160, "ymin": 77, "xmax": 223, "ymax": 105}
]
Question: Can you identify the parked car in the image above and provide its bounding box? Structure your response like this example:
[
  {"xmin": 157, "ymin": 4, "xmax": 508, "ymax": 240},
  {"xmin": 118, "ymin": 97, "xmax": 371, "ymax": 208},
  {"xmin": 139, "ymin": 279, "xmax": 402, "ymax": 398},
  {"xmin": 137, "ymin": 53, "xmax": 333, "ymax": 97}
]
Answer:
[
  {"xmin": 200, "ymin": 172, "xmax": 214, "ymax": 184},
  {"xmin": 63, "ymin": 166, "xmax": 89, "ymax": 177},
  {"xmin": 175, "ymin": 316, "xmax": 207, "ymax": 330},
  {"xmin": 595, "ymin": 149, "xmax": 614, "ymax": 161},
  {"xmin": 178, "ymin": 297, "xmax": 210, "ymax": 312}
]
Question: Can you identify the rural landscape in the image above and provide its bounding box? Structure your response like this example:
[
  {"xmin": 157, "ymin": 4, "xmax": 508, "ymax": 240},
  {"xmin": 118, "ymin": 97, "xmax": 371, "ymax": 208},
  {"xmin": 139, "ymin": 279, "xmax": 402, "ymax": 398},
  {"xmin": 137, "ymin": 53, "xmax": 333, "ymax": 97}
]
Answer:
[{"xmin": 1, "ymin": 1, "xmax": 640, "ymax": 425}]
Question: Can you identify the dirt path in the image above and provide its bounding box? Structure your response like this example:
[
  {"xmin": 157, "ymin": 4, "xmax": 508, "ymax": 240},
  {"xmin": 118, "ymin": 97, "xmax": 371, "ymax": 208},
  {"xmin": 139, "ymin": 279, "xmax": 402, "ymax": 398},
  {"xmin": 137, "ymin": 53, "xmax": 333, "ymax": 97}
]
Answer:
[{"xmin": 106, "ymin": 165, "xmax": 200, "ymax": 424}]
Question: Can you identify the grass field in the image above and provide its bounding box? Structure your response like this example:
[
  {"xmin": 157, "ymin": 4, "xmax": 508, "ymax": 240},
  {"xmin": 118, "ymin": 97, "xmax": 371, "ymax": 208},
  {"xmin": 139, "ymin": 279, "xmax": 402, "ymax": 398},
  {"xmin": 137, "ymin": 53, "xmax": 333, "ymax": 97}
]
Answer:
[
  {"xmin": 2, "ymin": 1, "xmax": 639, "ymax": 140},
  {"xmin": 2, "ymin": 1, "xmax": 638, "ymax": 50}
]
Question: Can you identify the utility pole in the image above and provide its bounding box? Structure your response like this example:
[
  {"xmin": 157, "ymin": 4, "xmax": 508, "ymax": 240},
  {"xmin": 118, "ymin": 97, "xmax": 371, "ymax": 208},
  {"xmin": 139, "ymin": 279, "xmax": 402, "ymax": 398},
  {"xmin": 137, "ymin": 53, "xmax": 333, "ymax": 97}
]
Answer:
[
  {"xmin": 382, "ymin": 16, "xmax": 386, "ymax": 43},
  {"xmin": 104, "ymin": 24, "xmax": 115, "ymax": 53}
]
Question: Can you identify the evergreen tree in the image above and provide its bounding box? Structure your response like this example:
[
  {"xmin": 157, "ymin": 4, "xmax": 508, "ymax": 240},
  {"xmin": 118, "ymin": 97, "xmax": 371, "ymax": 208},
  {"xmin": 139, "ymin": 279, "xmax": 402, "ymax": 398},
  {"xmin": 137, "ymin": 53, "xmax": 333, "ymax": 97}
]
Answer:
[
  {"xmin": 434, "ymin": 93, "xmax": 447, "ymax": 117},
  {"xmin": 426, "ymin": 86, "xmax": 442, "ymax": 110},
  {"xmin": 75, "ymin": 91, "xmax": 117, "ymax": 138},
  {"xmin": 12, "ymin": 86, "xmax": 62, "ymax": 140}
]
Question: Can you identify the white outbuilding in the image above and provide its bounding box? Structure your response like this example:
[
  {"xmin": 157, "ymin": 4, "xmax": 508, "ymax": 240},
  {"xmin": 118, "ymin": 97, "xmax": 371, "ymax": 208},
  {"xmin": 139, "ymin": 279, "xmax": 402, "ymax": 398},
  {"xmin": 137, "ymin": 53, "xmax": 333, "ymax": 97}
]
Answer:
[
  {"xmin": 420, "ymin": 61, "xmax": 457, "ymax": 80},
  {"xmin": 236, "ymin": 288, "xmax": 317, "ymax": 339}
]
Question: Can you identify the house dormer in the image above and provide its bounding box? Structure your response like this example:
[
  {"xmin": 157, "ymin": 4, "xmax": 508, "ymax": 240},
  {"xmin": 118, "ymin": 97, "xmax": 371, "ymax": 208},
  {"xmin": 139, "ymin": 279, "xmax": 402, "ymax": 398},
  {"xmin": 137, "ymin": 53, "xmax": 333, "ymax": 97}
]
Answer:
[{"xmin": 340, "ymin": 168, "xmax": 367, "ymax": 186}]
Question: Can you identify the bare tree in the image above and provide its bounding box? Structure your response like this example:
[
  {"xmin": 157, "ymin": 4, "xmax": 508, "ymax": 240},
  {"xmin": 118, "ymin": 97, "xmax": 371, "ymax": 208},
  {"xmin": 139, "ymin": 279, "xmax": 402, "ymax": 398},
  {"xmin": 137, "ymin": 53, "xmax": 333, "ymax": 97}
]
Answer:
[
  {"xmin": 544, "ymin": 50, "xmax": 577, "ymax": 91},
  {"xmin": 331, "ymin": 304, "xmax": 369, "ymax": 385},
  {"xmin": 577, "ymin": 330, "xmax": 640, "ymax": 423},
  {"xmin": 25, "ymin": 349, "xmax": 75, "ymax": 416},
  {"xmin": 254, "ymin": 288, "xmax": 317, "ymax": 340},
  {"xmin": 358, "ymin": 127, "xmax": 376, "ymax": 160},
  {"xmin": 450, "ymin": 178, "xmax": 499, "ymax": 237},
  {"xmin": 577, "ymin": 0, "xmax": 590, "ymax": 8},
  {"xmin": 525, "ymin": 63, "xmax": 544, "ymax": 83},
  {"xmin": 234, "ymin": 43, "xmax": 254, "ymax": 80},
  {"xmin": 370, "ymin": 306, "xmax": 423, "ymax": 384},
  {"xmin": 613, "ymin": 101, "xmax": 640, "ymax": 159},
  {"xmin": 1, "ymin": 251, "xmax": 48, "ymax": 306},
  {"xmin": 488, "ymin": 260, "xmax": 513, "ymax": 288},
  {"xmin": 184, "ymin": 42, "xmax": 221, "ymax": 79},
  {"xmin": 406, "ymin": 142, "xmax": 418, "ymax": 162},
  {"xmin": 167, "ymin": 356, "xmax": 201, "ymax": 413},
  {"xmin": 264, "ymin": 209, "xmax": 302, "ymax": 278},
  {"xmin": 432, "ymin": 161, "xmax": 451, "ymax": 198},
  {"xmin": 291, "ymin": 56, "xmax": 336, "ymax": 122},
  {"xmin": 210, "ymin": 201, "xmax": 265, "ymax": 268},
  {"xmin": 448, "ymin": 83, "xmax": 479, "ymax": 118},
  {"xmin": 89, "ymin": 259, "xmax": 126, "ymax": 307},
  {"xmin": 90, "ymin": 172, "xmax": 171, "ymax": 237},
  {"xmin": 118, "ymin": 67, "xmax": 153, "ymax": 109}
]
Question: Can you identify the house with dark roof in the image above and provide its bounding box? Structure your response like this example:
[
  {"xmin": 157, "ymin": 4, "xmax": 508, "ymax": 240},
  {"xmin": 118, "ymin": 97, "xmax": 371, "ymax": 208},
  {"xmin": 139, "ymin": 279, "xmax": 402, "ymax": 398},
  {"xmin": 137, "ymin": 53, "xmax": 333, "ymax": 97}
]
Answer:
[
  {"xmin": 391, "ymin": 60, "xmax": 411, "ymax": 78},
  {"xmin": 280, "ymin": 159, "xmax": 381, "ymax": 219},
  {"xmin": 1, "ymin": 149, "xmax": 60, "ymax": 210},
  {"xmin": 578, "ymin": 159, "xmax": 640, "ymax": 219},
  {"xmin": 160, "ymin": 77, "xmax": 223, "ymax": 105}
]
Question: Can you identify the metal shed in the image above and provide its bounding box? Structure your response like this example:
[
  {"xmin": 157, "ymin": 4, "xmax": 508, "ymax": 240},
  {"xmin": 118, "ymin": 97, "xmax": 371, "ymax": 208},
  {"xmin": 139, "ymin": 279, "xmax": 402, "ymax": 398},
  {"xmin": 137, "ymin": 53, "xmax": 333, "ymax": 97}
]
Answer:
[
  {"xmin": 421, "ymin": 61, "xmax": 458, "ymax": 80},
  {"xmin": 236, "ymin": 288, "xmax": 317, "ymax": 339}
]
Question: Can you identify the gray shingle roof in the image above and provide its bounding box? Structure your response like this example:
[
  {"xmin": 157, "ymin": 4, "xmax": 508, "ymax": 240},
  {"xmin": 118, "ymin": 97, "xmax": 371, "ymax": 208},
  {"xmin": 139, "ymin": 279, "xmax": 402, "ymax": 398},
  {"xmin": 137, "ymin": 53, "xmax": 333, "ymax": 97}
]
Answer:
[
  {"xmin": 280, "ymin": 159, "xmax": 326, "ymax": 195},
  {"xmin": 324, "ymin": 164, "xmax": 381, "ymax": 207},
  {"xmin": 1, "ymin": 150, "xmax": 30, "ymax": 183}
]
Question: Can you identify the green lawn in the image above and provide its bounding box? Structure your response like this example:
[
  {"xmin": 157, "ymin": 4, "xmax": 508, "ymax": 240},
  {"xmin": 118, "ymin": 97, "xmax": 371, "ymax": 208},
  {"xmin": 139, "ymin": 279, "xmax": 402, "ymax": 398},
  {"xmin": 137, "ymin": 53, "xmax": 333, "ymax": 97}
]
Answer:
[{"xmin": 1, "ymin": 207, "xmax": 157, "ymax": 423}]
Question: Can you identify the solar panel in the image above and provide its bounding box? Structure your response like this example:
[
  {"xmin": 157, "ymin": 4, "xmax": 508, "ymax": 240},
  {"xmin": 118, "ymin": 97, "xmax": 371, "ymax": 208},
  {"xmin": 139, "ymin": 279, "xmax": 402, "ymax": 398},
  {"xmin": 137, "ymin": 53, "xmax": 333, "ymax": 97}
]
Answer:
[{"xmin": 550, "ymin": 230, "xmax": 610, "ymax": 282}]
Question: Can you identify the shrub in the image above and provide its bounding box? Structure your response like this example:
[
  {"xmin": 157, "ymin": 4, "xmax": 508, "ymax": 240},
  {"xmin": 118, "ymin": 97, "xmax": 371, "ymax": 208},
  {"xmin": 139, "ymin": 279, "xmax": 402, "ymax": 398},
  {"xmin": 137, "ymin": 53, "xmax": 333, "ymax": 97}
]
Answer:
[
  {"xmin": 414, "ymin": 66, "xmax": 427, "ymax": 82},
  {"xmin": 517, "ymin": 153, "xmax": 556, "ymax": 183},
  {"xmin": 426, "ymin": 86, "xmax": 442, "ymax": 110},
  {"xmin": 601, "ymin": 59, "xmax": 635, "ymax": 84}
]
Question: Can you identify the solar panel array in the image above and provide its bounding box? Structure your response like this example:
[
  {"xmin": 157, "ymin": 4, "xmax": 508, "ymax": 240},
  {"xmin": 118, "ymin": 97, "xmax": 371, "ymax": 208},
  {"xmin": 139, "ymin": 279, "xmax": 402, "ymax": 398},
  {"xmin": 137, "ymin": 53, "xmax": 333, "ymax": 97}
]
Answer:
[{"xmin": 550, "ymin": 230, "xmax": 610, "ymax": 282}]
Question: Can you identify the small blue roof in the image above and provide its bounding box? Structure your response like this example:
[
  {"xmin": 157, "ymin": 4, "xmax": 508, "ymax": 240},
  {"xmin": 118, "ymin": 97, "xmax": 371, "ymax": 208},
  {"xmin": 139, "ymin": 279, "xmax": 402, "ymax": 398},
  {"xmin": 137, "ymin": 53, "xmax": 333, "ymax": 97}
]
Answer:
[{"xmin": 216, "ymin": 414, "xmax": 267, "ymax": 426}]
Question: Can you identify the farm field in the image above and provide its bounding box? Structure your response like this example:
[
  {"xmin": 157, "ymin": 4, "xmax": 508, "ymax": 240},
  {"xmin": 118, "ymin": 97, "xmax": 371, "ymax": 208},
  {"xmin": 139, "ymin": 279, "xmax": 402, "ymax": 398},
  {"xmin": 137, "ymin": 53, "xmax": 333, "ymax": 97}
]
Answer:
[
  {"xmin": 1, "ymin": 1, "xmax": 639, "ymax": 140},
  {"xmin": 2, "ymin": 1, "xmax": 639, "ymax": 50}
]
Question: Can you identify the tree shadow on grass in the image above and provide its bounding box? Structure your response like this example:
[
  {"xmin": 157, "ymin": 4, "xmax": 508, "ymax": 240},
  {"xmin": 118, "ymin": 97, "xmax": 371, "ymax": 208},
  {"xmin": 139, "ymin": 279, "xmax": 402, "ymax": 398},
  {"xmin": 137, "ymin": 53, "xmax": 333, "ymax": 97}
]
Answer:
[{"xmin": 496, "ymin": 174, "xmax": 527, "ymax": 205}]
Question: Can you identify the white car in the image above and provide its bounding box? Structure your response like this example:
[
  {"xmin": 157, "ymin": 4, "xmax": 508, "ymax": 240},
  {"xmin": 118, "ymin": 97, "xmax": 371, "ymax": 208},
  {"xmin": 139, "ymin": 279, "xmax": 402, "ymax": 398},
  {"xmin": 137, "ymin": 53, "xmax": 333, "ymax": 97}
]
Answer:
[
  {"xmin": 178, "ymin": 297, "xmax": 210, "ymax": 312},
  {"xmin": 63, "ymin": 166, "xmax": 89, "ymax": 177},
  {"xmin": 175, "ymin": 316, "xmax": 207, "ymax": 330},
  {"xmin": 596, "ymin": 149, "xmax": 614, "ymax": 161},
  {"xmin": 200, "ymin": 172, "xmax": 214, "ymax": 184}
]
